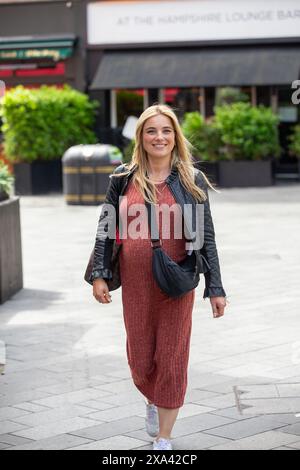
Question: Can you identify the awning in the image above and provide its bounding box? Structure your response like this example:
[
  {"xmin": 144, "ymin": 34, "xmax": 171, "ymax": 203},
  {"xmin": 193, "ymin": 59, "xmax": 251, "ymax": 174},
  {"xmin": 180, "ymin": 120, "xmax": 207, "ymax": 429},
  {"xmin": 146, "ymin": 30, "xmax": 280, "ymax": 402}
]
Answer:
[
  {"xmin": 0, "ymin": 35, "xmax": 76, "ymax": 61},
  {"xmin": 90, "ymin": 46, "xmax": 300, "ymax": 89}
]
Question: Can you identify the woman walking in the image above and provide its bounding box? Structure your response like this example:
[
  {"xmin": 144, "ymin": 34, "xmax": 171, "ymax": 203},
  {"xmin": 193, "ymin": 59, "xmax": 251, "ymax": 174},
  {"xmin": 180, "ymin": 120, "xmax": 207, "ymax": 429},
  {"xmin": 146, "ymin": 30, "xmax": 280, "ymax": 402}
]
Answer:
[{"xmin": 90, "ymin": 104, "xmax": 227, "ymax": 450}]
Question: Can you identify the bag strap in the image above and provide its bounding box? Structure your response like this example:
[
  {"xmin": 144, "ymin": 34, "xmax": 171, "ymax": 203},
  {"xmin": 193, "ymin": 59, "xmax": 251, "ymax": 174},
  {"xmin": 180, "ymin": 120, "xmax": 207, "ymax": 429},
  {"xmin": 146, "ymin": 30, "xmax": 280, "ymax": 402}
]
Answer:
[
  {"xmin": 144, "ymin": 200, "xmax": 162, "ymax": 249},
  {"xmin": 145, "ymin": 167, "xmax": 199, "ymax": 249}
]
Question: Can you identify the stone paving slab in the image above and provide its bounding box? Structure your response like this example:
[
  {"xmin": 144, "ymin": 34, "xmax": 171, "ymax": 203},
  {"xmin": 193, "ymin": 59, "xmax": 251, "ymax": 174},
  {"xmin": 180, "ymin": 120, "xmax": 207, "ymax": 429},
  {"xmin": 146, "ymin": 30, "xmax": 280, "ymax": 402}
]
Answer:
[
  {"xmin": 273, "ymin": 446, "xmax": 297, "ymax": 450},
  {"xmin": 0, "ymin": 442, "xmax": 11, "ymax": 450},
  {"xmin": 68, "ymin": 435, "xmax": 147, "ymax": 450},
  {"xmin": 0, "ymin": 390, "xmax": 54, "ymax": 408},
  {"xmin": 9, "ymin": 404, "xmax": 102, "ymax": 427},
  {"xmin": 0, "ymin": 420, "xmax": 29, "ymax": 435},
  {"xmin": 194, "ymin": 392, "xmax": 237, "ymax": 410},
  {"xmin": 287, "ymin": 441, "xmax": 300, "ymax": 449},
  {"xmin": 5, "ymin": 433, "xmax": 93, "ymax": 450},
  {"xmin": 0, "ymin": 406, "xmax": 32, "ymax": 421},
  {"xmin": 86, "ymin": 402, "xmax": 147, "ymax": 423},
  {"xmin": 68, "ymin": 416, "xmax": 145, "ymax": 441},
  {"xmin": 8, "ymin": 403, "xmax": 50, "ymax": 413},
  {"xmin": 1, "ymin": 186, "xmax": 300, "ymax": 449},
  {"xmin": 202, "ymin": 415, "xmax": 290, "ymax": 440},
  {"xmin": 78, "ymin": 400, "xmax": 117, "ymax": 411},
  {"xmin": 82, "ymin": 393, "xmax": 141, "ymax": 408},
  {"xmin": 0, "ymin": 433, "xmax": 34, "ymax": 447},
  {"xmin": 279, "ymin": 423, "xmax": 300, "ymax": 437},
  {"xmin": 208, "ymin": 431, "xmax": 300, "ymax": 450},
  {"xmin": 171, "ymin": 413, "xmax": 236, "ymax": 438},
  {"xmin": 35, "ymin": 379, "xmax": 107, "ymax": 396},
  {"xmin": 31, "ymin": 388, "xmax": 113, "ymax": 408},
  {"xmin": 238, "ymin": 398, "xmax": 300, "ymax": 415},
  {"xmin": 11, "ymin": 416, "xmax": 104, "ymax": 440},
  {"xmin": 171, "ymin": 432, "xmax": 231, "ymax": 450},
  {"xmin": 210, "ymin": 407, "xmax": 260, "ymax": 421},
  {"xmin": 126, "ymin": 431, "xmax": 233, "ymax": 450},
  {"xmin": 235, "ymin": 383, "xmax": 300, "ymax": 415},
  {"xmin": 0, "ymin": 340, "xmax": 5, "ymax": 375}
]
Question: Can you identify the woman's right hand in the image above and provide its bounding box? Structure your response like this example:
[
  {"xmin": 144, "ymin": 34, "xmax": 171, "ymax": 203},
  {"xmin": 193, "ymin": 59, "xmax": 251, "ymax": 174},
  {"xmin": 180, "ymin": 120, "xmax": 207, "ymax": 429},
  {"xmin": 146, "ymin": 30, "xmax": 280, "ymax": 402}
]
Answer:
[{"xmin": 93, "ymin": 278, "xmax": 112, "ymax": 304}]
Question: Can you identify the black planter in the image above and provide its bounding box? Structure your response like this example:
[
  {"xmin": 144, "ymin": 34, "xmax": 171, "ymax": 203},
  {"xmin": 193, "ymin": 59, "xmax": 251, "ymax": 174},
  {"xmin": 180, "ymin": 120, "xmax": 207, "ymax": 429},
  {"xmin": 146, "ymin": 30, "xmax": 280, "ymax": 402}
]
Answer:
[
  {"xmin": 193, "ymin": 160, "xmax": 219, "ymax": 185},
  {"xmin": 272, "ymin": 156, "xmax": 299, "ymax": 182},
  {"xmin": 0, "ymin": 191, "xmax": 9, "ymax": 203},
  {"xmin": 13, "ymin": 160, "xmax": 62, "ymax": 195},
  {"xmin": 0, "ymin": 197, "xmax": 23, "ymax": 304},
  {"xmin": 218, "ymin": 160, "xmax": 274, "ymax": 187}
]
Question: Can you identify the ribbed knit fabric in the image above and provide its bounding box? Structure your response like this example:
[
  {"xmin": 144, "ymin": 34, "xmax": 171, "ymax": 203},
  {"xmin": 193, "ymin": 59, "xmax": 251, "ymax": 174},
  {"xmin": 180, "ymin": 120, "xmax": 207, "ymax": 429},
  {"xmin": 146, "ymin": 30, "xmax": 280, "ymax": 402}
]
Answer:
[{"xmin": 119, "ymin": 179, "xmax": 195, "ymax": 409}]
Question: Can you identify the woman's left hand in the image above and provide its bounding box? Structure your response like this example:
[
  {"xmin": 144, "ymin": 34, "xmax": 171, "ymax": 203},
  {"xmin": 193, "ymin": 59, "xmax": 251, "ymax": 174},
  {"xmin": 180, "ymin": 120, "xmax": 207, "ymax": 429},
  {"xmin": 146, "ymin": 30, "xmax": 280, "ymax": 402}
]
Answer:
[{"xmin": 210, "ymin": 296, "xmax": 227, "ymax": 318}]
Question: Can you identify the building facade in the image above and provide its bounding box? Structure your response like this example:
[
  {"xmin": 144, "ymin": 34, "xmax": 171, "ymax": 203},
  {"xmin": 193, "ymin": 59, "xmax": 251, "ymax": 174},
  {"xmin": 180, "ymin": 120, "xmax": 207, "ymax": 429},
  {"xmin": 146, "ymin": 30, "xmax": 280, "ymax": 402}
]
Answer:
[
  {"xmin": 1, "ymin": 0, "xmax": 300, "ymax": 172},
  {"xmin": 0, "ymin": 0, "xmax": 86, "ymax": 91},
  {"xmin": 87, "ymin": 0, "xmax": 300, "ymax": 167}
]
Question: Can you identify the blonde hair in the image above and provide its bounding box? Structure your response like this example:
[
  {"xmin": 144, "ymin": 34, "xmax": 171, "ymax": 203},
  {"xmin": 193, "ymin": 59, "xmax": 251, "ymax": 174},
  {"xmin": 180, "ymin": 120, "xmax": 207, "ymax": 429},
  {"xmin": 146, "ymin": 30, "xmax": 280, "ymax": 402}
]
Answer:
[{"xmin": 112, "ymin": 103, "xmax": 217, "ymax": 204}]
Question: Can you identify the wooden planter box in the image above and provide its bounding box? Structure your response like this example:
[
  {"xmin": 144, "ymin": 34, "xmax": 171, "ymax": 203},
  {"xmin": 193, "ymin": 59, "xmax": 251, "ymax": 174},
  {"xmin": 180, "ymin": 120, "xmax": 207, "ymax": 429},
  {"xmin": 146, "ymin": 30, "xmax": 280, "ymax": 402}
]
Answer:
[
  {"xmin": 218, "ymin": 160, "xmax": 274, "ymax": 187},
  {"xmin": 0, "ymin": 197, "xmax": 23, "ymax": 304},
  {"xmin": 13, "ymin": 160, "xmax": 62, "ymax": 195}
]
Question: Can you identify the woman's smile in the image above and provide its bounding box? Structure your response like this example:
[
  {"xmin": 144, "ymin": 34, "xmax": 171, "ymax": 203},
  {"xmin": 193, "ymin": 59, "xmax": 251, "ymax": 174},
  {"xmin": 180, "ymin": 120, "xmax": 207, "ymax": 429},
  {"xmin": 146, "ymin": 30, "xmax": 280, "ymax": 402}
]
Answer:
[{"xmin": 143, "ymin": 114, "xmax": 175, "ymax": 159}]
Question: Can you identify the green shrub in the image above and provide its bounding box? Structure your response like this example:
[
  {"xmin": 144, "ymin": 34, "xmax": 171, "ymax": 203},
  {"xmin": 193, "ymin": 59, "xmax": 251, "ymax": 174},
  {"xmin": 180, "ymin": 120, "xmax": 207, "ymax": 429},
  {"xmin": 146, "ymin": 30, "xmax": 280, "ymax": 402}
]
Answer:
[
  {"xmin": 181, "ymin": 112, "xmax": 204, "ymax": 149},
  {"xmin": 288, "ymin": 125, "xmax": 300, "ymax": 158},
  {"xmin": 0, "ymin": 161, "xmax": 14, "ymax": 196},
  {"xmin": 0, "ymin": 85, "xmax": 99, "ymax": 163},
  {"xmin": 214, "ymin": 102, "xmax": 280, "ymax": 160},
  {"xmin": 181, "ymin": 112, "xmax": 222, "ymax": 162},
  {"xmin": 122, "ymin": 139, "xmax": 135, "ymax": 164},
  {"xmin": 215, "ymin": 87, "xmax": 250, "ymax": 106}
]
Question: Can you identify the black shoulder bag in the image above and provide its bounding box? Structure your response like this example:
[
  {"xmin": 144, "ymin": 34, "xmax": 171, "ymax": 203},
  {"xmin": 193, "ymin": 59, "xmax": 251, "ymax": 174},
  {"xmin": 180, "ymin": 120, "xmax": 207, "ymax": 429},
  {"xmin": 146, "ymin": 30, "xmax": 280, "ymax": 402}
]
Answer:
[{"xmin": 145, "ymin": 200, "xmax": 200, "ymax": 298}]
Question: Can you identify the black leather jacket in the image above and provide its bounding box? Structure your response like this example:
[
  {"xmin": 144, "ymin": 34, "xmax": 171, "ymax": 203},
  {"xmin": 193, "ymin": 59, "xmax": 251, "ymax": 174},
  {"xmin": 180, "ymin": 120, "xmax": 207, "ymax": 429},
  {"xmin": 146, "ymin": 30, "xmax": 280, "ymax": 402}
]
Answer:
[{"xmin": 91, "ymin": 163, "xmax": 226, "ymax": 299}]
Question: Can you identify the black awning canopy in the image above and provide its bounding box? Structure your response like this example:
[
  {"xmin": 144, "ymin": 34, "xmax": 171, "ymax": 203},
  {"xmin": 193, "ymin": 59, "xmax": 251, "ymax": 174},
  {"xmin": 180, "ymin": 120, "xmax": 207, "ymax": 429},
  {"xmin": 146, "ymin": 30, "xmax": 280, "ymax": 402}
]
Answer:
[{"xmin": 90, "ymin": 47, "xmax": 300, "ymax": 90}]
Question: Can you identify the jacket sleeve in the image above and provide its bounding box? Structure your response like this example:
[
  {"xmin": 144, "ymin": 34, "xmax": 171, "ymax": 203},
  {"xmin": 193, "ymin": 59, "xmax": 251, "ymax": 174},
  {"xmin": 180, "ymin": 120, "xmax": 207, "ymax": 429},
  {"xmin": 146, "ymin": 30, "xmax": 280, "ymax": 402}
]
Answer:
[
  {"xmin": 89, "ymin": 165, "xmax": 124, "ymax": 283},
  {"xmin": 196, "ymin": 172, "xmax": 227, "ymax": 299}
]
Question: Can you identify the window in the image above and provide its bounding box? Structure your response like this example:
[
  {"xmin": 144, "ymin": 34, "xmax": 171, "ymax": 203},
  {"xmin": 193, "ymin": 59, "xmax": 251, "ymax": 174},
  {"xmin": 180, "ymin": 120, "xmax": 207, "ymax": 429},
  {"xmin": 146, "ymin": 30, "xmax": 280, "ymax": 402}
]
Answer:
[
  {"xmin": 116, "ymin": 89, "xmax": 144, "ymax": 127},
  {"xmin": 162, "ymin": 87, "xmax": 201, "ymax": 121},
  {"xmin": 277, "ymin": 85, "xmax": 300, "ymax": 158},
  {"xmin": 205, "ymin": 87, "xmax": 216, "ymax": 117},
  {"xmin": 256, "ymin": 86, "xmax": 271, "ymax": 107}
]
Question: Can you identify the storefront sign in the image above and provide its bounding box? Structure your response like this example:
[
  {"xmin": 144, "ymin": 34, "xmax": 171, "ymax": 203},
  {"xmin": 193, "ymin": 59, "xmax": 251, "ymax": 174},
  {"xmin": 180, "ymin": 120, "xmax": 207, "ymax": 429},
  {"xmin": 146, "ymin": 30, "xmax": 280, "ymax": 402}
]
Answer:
[
  {"xmin": 88, "ymin": 0, "xmax": 300, "ymax": 45},
  {"xmin": 0, "ymin": 48, "xmax": 73, "ymax": 61}
]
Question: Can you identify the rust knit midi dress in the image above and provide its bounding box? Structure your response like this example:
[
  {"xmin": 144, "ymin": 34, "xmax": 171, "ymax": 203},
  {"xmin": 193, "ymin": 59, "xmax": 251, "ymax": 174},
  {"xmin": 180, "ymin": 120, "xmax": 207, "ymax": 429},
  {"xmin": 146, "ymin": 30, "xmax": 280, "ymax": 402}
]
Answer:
[{"xmin": 119, "ymin": 179, "xmax": 195, "ymax": 409}]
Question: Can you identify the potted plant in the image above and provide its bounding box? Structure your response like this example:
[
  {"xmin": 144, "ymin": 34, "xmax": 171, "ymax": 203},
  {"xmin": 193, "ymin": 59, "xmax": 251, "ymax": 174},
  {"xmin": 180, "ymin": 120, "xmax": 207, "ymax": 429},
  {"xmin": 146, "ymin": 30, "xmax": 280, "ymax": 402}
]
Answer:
[
  {"xmin": 0, "ymin": 85, "xmax": 98, "ymax": 195},
  {"xmin": 181, "ymin": 112, "xmax": 221, "ymax": 184},
  {"xmin": 214, "ymin": 102, "xmax": 281, "ymax": 187},
  {"xmin": 0, "ymin": 162, "xmax": 23, "ymax": 304},
  {"xmin": 215, "ymin": 87, "xmax": 250, "ymax": 106},
  {"xmin": 288, "ymin": 124, "xmax": 300, "ymax": 180}
]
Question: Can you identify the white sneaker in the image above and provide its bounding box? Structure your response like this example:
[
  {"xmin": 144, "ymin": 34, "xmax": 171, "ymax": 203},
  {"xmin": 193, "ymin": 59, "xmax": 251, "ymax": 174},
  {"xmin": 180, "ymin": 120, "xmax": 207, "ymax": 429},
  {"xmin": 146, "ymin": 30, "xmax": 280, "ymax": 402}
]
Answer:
[
  {"xmin": 153, "ymin": 437, "xmax": 173, "ymax": 451},
  {"xmin": 145, "ymin": 402, "xmax": 159, "ymax": 437}
]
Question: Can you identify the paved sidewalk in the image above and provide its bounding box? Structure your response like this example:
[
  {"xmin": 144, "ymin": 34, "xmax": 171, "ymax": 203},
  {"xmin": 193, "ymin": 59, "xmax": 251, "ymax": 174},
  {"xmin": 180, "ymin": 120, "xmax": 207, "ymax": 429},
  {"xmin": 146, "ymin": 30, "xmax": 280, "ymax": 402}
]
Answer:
[{"xmin": 1, "ymin": 184, "xmax": 300, "ymax": 450}]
